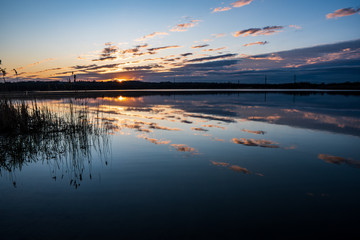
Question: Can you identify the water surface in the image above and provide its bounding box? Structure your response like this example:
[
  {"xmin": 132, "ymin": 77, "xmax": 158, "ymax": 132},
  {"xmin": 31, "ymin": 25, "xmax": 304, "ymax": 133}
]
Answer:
[{"xmin": 1, "ymin": 92, "xmax": 360, "ymax": 239}]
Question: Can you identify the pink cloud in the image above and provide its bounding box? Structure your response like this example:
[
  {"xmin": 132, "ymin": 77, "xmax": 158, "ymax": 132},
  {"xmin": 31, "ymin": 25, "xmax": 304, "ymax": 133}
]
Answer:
[
  {"xmin": 289, "ymin": 25, "xmax": 302, "ymax": 29},
  {"xmin": 212, "ymin": 7, "xmax": 232, "ymax": 13},
  {"xmin": 203, "ymin": 47, "xmax": 227, "ymax": 52},
  {"xmin": 243, "ymin": 41, "xmax": 269, "ymax": 47},
  {"xmin": 171, "ymin": 144, "xmax": 197, "ymax": 153},
  {"xmin": 170, "ymin": 20, "xmax": 200, "ymax": 32},
  {"xmin": 212, "ymin": 0, "xmax": 253, "ymax": 13},
  {"xmin": 232, "ymin": 138, "xmax": 280, "ymax": 148},
  {"xmin": 326, "ymin": 7, "xmax": 360, "ymax": 19},
  {"xmin": 318, "ymin": 154, "xmax": 360, "ymax": 168},
  {"xmin": 213, "ymin": 33, "xmax": 226, "ymax": 38},
  {"xmin": 230, "ymin": 0, "xmax": 253, "ymax": 8},
  {"xmin": 135, "ymin": 32, "xmax": 169, "ymax": 42}
]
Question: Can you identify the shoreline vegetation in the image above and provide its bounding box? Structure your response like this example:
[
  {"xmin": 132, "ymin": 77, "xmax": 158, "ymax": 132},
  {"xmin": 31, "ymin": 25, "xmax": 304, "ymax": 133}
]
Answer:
[
  {"xmin": 0, "ymin": 80, "xmax": 359, "ymax": 93},
  {"xmin": 0, "ymin": 99, "xmax": 110, "ymax": 188},
  {"xmin": 0, "ymin": 99, "xmax": 100, "ymax": 135}
]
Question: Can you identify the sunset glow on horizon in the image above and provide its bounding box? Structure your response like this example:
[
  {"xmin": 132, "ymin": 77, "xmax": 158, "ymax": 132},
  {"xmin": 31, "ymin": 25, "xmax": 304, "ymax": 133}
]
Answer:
[{"xmin": 1, "ymin": 0, "xmax": 359, "ymax": 83}]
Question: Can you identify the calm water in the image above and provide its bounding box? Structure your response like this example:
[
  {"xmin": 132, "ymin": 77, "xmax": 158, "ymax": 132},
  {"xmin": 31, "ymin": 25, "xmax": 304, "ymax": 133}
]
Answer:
[{"xmin": 1, "ymin": 91, "xmax": 360, "ymax": 239}]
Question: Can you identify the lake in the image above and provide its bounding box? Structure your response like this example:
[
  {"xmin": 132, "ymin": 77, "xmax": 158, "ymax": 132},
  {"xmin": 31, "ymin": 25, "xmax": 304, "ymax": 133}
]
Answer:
[{"xmin": 1, "ymin": 91, "xmax": 360, "ymax": 239}]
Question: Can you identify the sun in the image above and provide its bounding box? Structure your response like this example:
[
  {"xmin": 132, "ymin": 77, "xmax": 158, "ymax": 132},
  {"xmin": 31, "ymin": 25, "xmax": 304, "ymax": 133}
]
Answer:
[
  {"xmin": 115, "ymin": 78, "xmax": 127, "ymax": 83},
  {"xmin": 118, "ymin": 96, "xmax": 127, "ymax": 101}
]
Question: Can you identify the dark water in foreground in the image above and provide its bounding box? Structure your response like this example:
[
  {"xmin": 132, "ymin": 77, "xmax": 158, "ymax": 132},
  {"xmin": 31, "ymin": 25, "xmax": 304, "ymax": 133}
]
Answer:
[{"xmin": 1, "ymin": 92, "xmax": 360, "ymax": 239}]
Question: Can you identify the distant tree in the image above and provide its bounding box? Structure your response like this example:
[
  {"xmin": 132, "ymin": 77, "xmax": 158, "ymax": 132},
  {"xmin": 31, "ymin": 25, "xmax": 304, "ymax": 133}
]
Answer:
[
  {"xmin": 13, "ymin": 69, "xmax": 18, "ymax": 81},
  {"xmin": 1, "ymin": 68, "xmax": 6, "ymax": 83}
]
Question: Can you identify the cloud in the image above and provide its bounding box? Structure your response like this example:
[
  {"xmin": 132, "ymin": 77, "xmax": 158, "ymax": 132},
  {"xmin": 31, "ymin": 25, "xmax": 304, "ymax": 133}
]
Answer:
[
  {"xmin": 135, "ymin": 32, "xmax": 169, "ymax": 42},
  {"xmin": 230, "ymin": 0, "xmax": 253, "ymax": 8},
  {"xmin": 191, "ymin": 127, "xmax": 208, "ymax": 132},
  {"xmin": 212, "ymin": 0, "xmax": 253, "ymax": 13},
  {"xmin": 148, "ymin": 123, "xmax": 181, "ymax": 131},
  {"xmin": 187, "ymin": 53, "xmax": 237, "ymax": 63},
  {"xmin": 242, "ymin": 129, "xmax": 266, "ymax": 135},
  {"xmin": 203, "ymin": 47, "xmax": 227, "ymax": 52},
  {"xmin": 121, "ymin": 44, "xmax": 148, "ymax": 54},
  {"xmin": 18, "ymin": 58, "xmax": 55, "ymax": 70},
  {"xmin": 243, "ymin": 41, "xmax": 269, "ymax": 47},
  {"xmin": 192, "ymin": 44, "xmax": 210, "ymax": 49},
  {"xmin": 318, "ymin": 154, "xmax": 360, "ymax": 168},
  {"xmin": 210, "ymin": 161, "xmax": 255, "ymax": 175},
  {"xmin": 184, "ymin": 113, "xmax": 236, "ymax": 123},
  {"xmin": 229, "ymin": 165, "xmax": 251, "ymax": 174},
  {"xmin": 243, "ymin": 53, "xmax": 284, "ymax": 61},
  {"xmin": 212, "ymin": 7, "xmax": 232, "ymax": 13},
  {"xmin": 211, "ymin": 161, "xmax": 230, "ymax": 167},
  {"xmin": 181, "ymin": 53, "xmax": 193, "ymax": 57},
  {"xmin": 147, "ymin": 45, "xmax": 181, "ymax": 52},
  {"xmin": 326, "ymin": 7, "xmax": 360, "ymax": 19},
  {"xmin": 123, "ymin": 64, "xmax": 163, "ymax": 71},
  {"xmin": 202, "ymin": 124, "xmax": 226, "ymax": 130},
  {"xmin": 289, "ymin": 25, "xmax": 302, "ymax": 29},
  {"xmin": 171, "ymin": 144, "xmax": 197, "ymax": 153},
  {"xmin": 233, "ymin": 26, "xmax": 284, "ymax": 37},
  {"xmin": 181, "ymin": 119, "xmax": 193, "ymax": 124},
  {"xmin": 139, "ymin": 136, "xmax": 171, "ymax": 145},
  {"xmin": 213, "ymin": 33, "xmax": 226, "ymax": 38},
  {"xmin": 51, "ymin": 39, "xmax": 360, "ymax": 83},
  {"xmin": 119, "ymin": 44, "xmax": 181, "ymax": 58},
  {"xmin": 71, "ymin": 64, "xmax": 121, "ymax": 73},
  {"xmin": 93, "ymin": 42, "xmax": 119, "ymax": 61},
  {"xmin": 232, "ymin": 138, "xmax": 280, "ymax": 148},
  {"xmin": 170, "ymin": 20, "xmax": 200, "ymax": 32},
  {"xmin": 183, "ymin": 59, "xmax": 239, "ymax": 69}
]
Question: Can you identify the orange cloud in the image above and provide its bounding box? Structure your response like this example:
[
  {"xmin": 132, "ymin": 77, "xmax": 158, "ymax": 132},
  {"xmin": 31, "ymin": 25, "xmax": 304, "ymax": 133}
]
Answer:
[
  {"xmin": 318, "ymin": 154, "xmax": 360, "ymax": 168},
  {"xmin": 243, "ymin": 41, "xmax": 268, "ymax": 47},
  {"xmin": 191, "ymin": 127, "xmax": 208, "ymax": 132},
  {"xmin": 211, "ymin": 161, "xmax": 230, "ymax": 167},
  {"xmin": 229, "ymin": 165, "xmax": 251, "ymax": 174},
  {"xmin": 170, "ymin": 20, "xmax": 200, "ymax": 32},
  {"xmin": 203, "ymin": 47, "xmax": 227, "ymax": 52},
  {"xmin": 202, "ymin": 124, "xmax": 226, "ymax": 130},
  {"xmin": 232, "ymin": 138, "xmax": 280, "ymax": 148},
  {"xmin": 171, "ymin": 144, "xmax": 197, "ymax": 153},
  {"xmin": 230, "ymin": 0, "xmax": 253, "ymax": 8},
  {"xmin": 148, "ymin": 123, "xmax": 181, "ymax": 131},
  {"xmin": 211, "ymin": 161, "xmax": 264, "ymax": 176},
  {"xmin": 326, "ymin": 7, "xmax": 360, "ymax": 19},
  {"xmin": 139, "ymin": 136, "xmax": 171, "ymax": 145},
  {"xmin": 213, "ymin": 33, "xmax": 226, "ymax": 38},
  {"xmin": 212, "ymin": 7, "xmax": 232, "ymax": 13},
  {"xmin": 242, "ymin": 129, "xmax": 266, "ymax": 135},
  {"xmin": 135, "ymin": 32, "xmax": 169, "ymax": 42},
  {"xmin": 213, "ymin": 0, "xmax": 253, "ymax": 13}
]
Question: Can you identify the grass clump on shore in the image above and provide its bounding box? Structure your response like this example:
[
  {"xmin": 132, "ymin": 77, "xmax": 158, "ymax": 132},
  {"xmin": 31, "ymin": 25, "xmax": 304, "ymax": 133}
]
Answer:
[
  {"xmin": 0, "ymin": 99, "xmax": 109, "ymax": 188},
  {"xmin": 0, "ymin": 99, "xmax": 96, "ymax": 135}
]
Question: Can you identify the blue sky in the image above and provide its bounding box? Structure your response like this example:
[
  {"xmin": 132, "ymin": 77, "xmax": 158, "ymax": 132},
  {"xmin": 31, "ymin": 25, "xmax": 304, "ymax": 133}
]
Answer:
[{"xmin": 0, "ymin": 0, "xmax": 359, "ymax": 83}]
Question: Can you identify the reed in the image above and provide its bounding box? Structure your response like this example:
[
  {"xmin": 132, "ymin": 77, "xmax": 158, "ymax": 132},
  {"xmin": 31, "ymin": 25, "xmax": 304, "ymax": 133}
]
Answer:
[{"xmin": 0, "ymin": 99, "xmax": 110, "ymax": 188}]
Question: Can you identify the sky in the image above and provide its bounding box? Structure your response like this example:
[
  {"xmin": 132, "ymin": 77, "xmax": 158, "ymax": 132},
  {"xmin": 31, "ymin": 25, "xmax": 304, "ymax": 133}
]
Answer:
[{"xmin": 0, "ymin": 0, "xmax": 359, "ymax": 83}]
